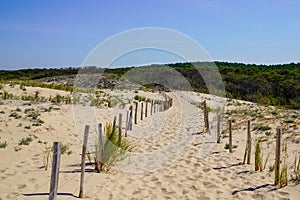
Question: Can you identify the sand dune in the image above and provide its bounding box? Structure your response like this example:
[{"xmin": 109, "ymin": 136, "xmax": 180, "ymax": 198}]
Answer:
[{"xmin": 0, "ymin": 84, "xmax": 299, "ymax": 199}]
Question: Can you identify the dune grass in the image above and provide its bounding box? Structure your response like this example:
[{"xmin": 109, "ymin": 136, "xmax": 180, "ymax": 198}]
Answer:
[
  {"xmin": 255, "ymin": 140, "xmax": 263, "ymax": 171},
  {"xmin": 95, "ymin": 122, "xmax": 134, "ymax": 172}
]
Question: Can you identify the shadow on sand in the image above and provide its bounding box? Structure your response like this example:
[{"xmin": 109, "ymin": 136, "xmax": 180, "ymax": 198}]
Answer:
[
  {"xmin": 23, "ymin": 192, "xmax": 78, "ymax": 198},
  {"xmin": 232, "ymin": 183, "xmax": 275, "ymax": 195}
]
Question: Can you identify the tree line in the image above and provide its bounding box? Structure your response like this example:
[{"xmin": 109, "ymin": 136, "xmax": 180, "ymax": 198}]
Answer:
[{"xmin": 0, "ymin": 62, "xmax": 299, "ymax": 109}]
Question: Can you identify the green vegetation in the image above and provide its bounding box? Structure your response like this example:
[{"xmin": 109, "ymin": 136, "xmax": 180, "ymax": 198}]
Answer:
[
  {"xmin": 0, "ymin": 141, "xmax": 8, "ymax": 148},
  {"xmin": 134, "ymin": 95, "xmax": 146, "ymax": 102},
  {"xmin": 96, "ymin": 122, "xmax": 134, "ymax": 172},
  {"xmin": 224, "ymin": 143, "xmax": 238, "ymax": 150},
  {"xmin": 9, "ymin": 112, "xmax": 21, "ymax": 119},
  {"xmin": 19, "ymin": 137, "xmax": 33, "ymax": 145},
  {"xmin": 252, "ymin": 124, "xmax": 271, "ymax": 131},
  {"xmin": 255, "ymin": 141, "xmax": 263, "ymax": 171},
  {"xmin": 61, "ymin": 144, "xmax": 72, "ymax": 155},
  {"xmin": 1, "ymin": 62, "xmax": 300, "ymax": 109},
  {"xmin": 291, "ymin": 153, "xmax": 300, "ymax": 183}
]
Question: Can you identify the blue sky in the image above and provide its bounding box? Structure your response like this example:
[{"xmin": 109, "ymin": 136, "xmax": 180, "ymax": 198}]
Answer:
[{"xmin": 0, "ymin": 0, "xmax": 299, "ymax": 69}]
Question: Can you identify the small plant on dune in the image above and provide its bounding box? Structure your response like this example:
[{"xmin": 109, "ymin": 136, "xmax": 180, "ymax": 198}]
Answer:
[
  {"xmin": 291, "ymin": 152, "xmax": 300, "ymax": 183},
  {"xmin": 265, "ymin": 131, "xmax": 272, "ymax": 137},
  {"xmin": 269, "ymin": 163, "xmax": 275, "ymax": 173},
  {"xmin": 19, "ymin": 137, "xmax": 32, "ymax": 145},
  {"xmin": 278, "ymin": 141, "xmax": 288, "ymax": 187},
  {"xmin": 43, "ymin": 143, "xmax": 52, "ymax": 170},
  {"xmin": 9, "ymin": 112, "xmax": 21, "ymax": 119},
  {"xmin": 64, "ymin": 96, "xmax": 72, "ymax": 104},
  {"xmin": 255, "ymin": 140, "xmax": 263, "ymax": 171},
  {"xmin": 253, "ymin": 124, "xmax": 271, "ymax": 131},
  {"xmin": 0, "ymin": 141, "xmax": 8, "ymax": 148},
  {"xmin": 24, "ymin": 125, "xmax": 31, "ymax": 129},
  {"xmin": 51, "ymin": 94, "xmax": 63, "ymax": 104},
  {"xmin": 2, "ymin": 91, "xmax": 9, "ymax": 100},
  {"xmin": 27, "ymin": 111, "xmax": 40, "ymax": 120},
  {"xmin": 279, "ymin": 162, "xmax": 288, "ymax": 187},
  {"xmin": 96, "ymin": 122, "xmax": 134, "ymax": 172},
  {"xmin": 224, "ymin": 143, "xmax": 237, "ymax": 150},
  {"xmin": 61, "ymin": 144, "xmax": 72, "ymax": 155}
]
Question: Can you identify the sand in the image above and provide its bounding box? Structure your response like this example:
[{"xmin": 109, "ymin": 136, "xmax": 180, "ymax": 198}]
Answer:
[{"xmin": 0, "ymin": 84, "xmax": 299, "ymax": 199}]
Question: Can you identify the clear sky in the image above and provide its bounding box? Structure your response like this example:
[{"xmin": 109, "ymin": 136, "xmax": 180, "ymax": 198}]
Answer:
[{"xmin": 0, "ymin": 0, "xmax": 299, "ymax": 69}]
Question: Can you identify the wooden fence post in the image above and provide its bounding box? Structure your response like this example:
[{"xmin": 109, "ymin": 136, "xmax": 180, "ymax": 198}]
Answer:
[
  {"xmin": 217, "ymin": 115, "xmax": 221, "ymax": 143},
  {"xmin": 151, "ymin": 100, "xmax": 153, "ymax": 115},
  {"xmin": 275, "ymin": 128, "xmax": 282, "ymax": 185},
  {"xmin": 112, "ymin": 116, "xmax": 117, "ymax": 131},
  {"xmin": 134, "ymin": 102, "xmax": 138, "ymax": 124},
  {"xmin": 203, "ymin": 101, "xmax": 207, "ymax": 129},
  {"xmin": 247, "ymin": 120, "xmax": 251, "ymax": 164},
  {"xmin": 79, "ymin": 125, "xmax": 90, "ymax": 198},
  {"xmin": 49, "ymin": 142, "xmax": 61, "ymax": 200},
  {"xmin": 118, "ymin": 113, "xmax": 122, "ymax": 145},
  {"xmin": 229, "ymin": 120, "xmax": 232, "ymax": 153},
  {"xmin": 129, "ymin": 107, "xmax": 133, "ymax": 130},
  {"xmin": 145, "ymin": 102, "xmax": 148, "ymax": 117},
  {"xmin": 141, "ymin": 102, "xmax": 143, "ymax": 120},
  {"xmin": 125, "ymin": 110, "xmax": 129, "ymax": 137},
  {"xmin": 96, "ymin": 123, "xmax": 103, "ymax": 173}
]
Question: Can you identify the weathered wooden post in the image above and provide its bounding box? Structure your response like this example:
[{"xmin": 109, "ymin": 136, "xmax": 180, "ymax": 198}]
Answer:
[
  {"xmin": 141, "ymin": 102, "xmax": 143, "ymax": 120},
  {"xmin": 217, "ymin": 115, "xmax": 221, "ymax": 143},
  {"xmin": 229, "ymin": 120, "xmax": 232, "ymax": 153},
  {"xmin": 49, "ymin": 142, "xmax": 61, "ymax": 200},
  {"xmin": 118, "ymin": 113, "xmax": 122, "ymax": 145},
  {"xmin": 203, "ymin": 100, "xmax": 210, "ymax": 133},
  {"xmin": 145, "ymin": 102, "xmax": 148, "ymax": 117},
  {"xmin": 275, "ymin": 128, "xmax": 282, "ymax": 185},
  {"xmin": 125, "ymin": 110, "xmax": 129, "ymax": 137},
  {"xmin": 151, "ymin": 100, "xmax": 153, "ymax": 115},
  {"xmin": 129, "ymin": 106, "xmax": 133, "ymax": 130},
  {"xmin": 96, "ymin": 123, "xmax": 103, "ymax": 173},
  {"xmin": 247, "ymin": 120, "xmax": 251, "ymax": 164},
  {"xmin": 112, "ymin": 116, "xmax": 117, "ymax": 131},
  {"xmin": 134, "ymin": 102, "xmax": 138, "ymax": 124},
  {"xmin": 79, "ymin": 125, "xmax": 90, "ymax": 198},
  {"xmin": 203, "ymin": 101, "xmax": 207, "ymax": 129}
]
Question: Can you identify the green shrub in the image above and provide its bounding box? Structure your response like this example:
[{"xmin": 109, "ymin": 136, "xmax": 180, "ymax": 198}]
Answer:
[
  {"xmin": 9, "ymin": 112, "xmax": 21, "ymax": 119},
  {"xmin": 0, "ymin": 141, "xmax": 8, "ymax": 148},
  {"xmin": 61, "ymin": 144, "xmax": 72, "ymax": 155},
  {"xmin": 265, "ymin": 131, "xmax": 272, "ymax": 136},
  {"xmin": 253, "ymin": 124, "xmax": 271, "ymax": 131},
  {"xmin": 19, "ymin": 137, "xmax": 32, "ymax": 145},
  {"xmin": 283, "ymin": 119, "xmax": 294, "ymax": 124},
  {"xmin": 27, "ymin": 111, "xmax": 40, "ymax": 119},
  {"xmin": 224, "ymin": 143, "xmax": 237, "ymax": 149}
]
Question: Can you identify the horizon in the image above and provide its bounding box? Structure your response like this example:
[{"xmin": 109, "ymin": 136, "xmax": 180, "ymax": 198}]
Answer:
[
  {"xmin": 1, "ymin": 0, "xmax": 300, "ymax": 69},
  {"xmin": 1, "ymin": 60, "xmax": 300, "ymax": 71}
]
